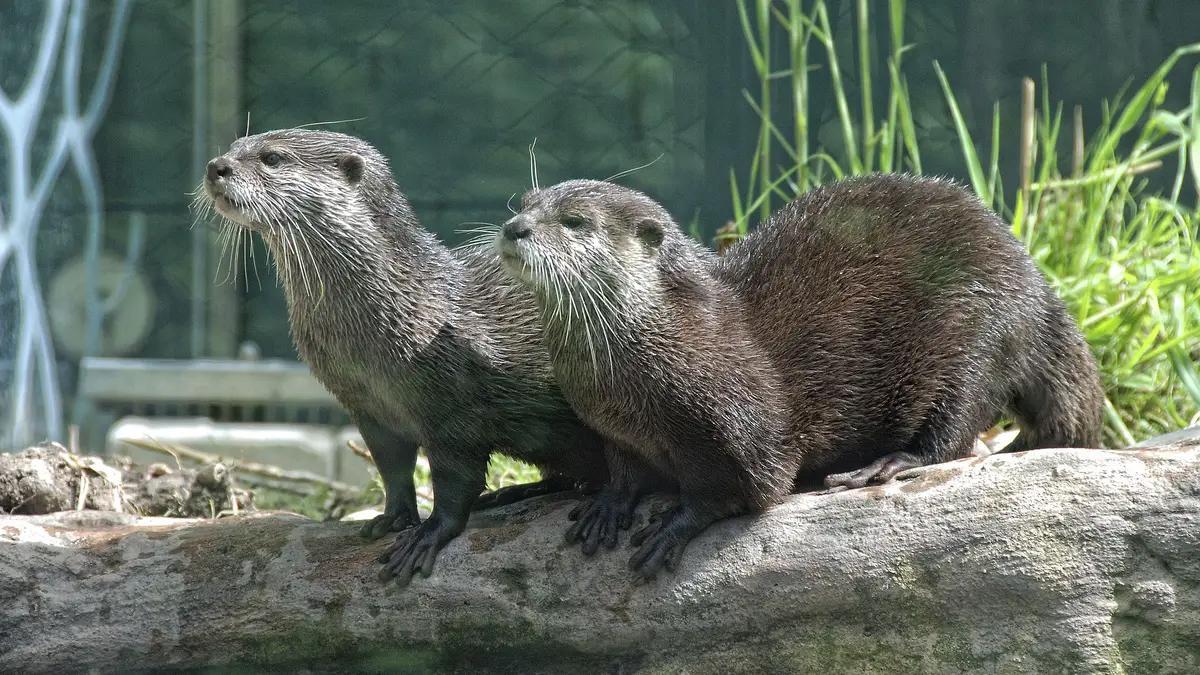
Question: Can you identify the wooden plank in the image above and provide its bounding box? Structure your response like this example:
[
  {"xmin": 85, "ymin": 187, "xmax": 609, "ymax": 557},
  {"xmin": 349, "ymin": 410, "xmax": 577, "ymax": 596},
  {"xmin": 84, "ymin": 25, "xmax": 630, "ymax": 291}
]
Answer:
[{"xmin": 78, "ymin": 357, "xmax": 337, "ymax": 405}]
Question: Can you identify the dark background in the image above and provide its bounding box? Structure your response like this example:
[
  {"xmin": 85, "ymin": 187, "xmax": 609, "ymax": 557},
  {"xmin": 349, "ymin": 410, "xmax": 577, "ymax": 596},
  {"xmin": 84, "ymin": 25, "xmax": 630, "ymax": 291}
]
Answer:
[{"xmin": 5, "ymin": 0, "xmax": 1200, "ymax": 366}]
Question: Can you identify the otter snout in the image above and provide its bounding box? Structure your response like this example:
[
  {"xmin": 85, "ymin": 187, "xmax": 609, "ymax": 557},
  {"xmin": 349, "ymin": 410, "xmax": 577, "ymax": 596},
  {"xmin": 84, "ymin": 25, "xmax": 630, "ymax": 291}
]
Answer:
[
  {"xmin": 206, "ymin": 156, "xmax": 234, "ymax": 183},
  {"xmin": 203, "ymin": 154, "xmax": 248, "ymax": 225},
  {"xmin": 502, "ymin": 216, "xmax": 532, "ymax": 241}
]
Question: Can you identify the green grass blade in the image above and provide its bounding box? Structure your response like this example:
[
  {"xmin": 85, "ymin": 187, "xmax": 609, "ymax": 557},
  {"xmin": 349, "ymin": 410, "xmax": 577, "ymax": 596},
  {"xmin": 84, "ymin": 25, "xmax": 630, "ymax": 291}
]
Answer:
[{"xmin": 933, "ymin": 60, "xmax": 989, "ymax": 202}]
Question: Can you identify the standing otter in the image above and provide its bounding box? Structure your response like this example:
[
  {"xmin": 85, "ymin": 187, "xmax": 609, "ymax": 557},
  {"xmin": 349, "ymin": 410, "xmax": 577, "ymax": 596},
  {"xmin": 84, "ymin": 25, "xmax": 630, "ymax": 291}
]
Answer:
[
  {"xmin": 200, "ymin": 129, "xmax": 614, "ymax": 585},
  {"xmin": 497, "ymin": 175, "xmax": 1103, "ymax": 578}
]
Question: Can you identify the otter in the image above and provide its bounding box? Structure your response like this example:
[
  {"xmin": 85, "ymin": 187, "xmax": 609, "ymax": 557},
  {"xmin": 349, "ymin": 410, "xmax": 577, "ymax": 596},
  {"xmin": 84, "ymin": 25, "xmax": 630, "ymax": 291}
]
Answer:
[
  {"xmin": 200, "ymin": 129, "xmax": 616, "ymax": 586},
  {"xmin": 496, "ymin": 175, "xmax": 1104, "ymax": 579}
]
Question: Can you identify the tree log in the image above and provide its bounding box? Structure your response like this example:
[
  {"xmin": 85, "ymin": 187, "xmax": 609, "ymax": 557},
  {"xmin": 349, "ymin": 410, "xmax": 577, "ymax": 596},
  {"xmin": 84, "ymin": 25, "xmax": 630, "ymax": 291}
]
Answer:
[{"xmin": 2, "ymin": 445, "xmax": 1198, "ymax": 673}]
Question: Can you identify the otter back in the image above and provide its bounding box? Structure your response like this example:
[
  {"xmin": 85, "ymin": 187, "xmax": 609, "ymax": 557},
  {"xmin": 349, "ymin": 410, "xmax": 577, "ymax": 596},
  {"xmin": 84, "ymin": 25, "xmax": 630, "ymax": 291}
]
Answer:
[{"xmin": 718, "ymin": 174, "xmax": 1103, "ymax": 482}]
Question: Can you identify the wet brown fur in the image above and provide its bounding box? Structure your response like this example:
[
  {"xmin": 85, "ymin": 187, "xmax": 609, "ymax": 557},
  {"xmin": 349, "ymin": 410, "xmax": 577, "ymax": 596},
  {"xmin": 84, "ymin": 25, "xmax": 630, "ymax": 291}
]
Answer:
[
  {"xmin": 200, "ymin": 129, "xmax": 610, "ymax": 585},
  {"xmin": 499, "ymin": 174, "xmax": 1104, "ymax": 576}
]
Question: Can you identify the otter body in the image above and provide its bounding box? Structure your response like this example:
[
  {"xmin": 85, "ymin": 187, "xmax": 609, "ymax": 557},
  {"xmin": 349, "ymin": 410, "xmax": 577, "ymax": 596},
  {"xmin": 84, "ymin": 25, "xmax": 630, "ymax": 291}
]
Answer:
[
  {"xmin": 497, "ymin": 174, "xmax": 1103, "ymax": 578},
  {"xmin": 720, "ymin": 175, "xmax": 1103, "ymax": 481},
  {"xmin": 202, "ymin": 130, "xmax": 609, "ymax": 585}
]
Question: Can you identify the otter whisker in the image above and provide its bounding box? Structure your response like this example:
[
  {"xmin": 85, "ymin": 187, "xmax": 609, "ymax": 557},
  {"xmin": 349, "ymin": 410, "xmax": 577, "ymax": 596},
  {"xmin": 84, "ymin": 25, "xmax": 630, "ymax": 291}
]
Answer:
[
  {"xmin": 507, "ymin": 192, "xmax": 519, "ymax": 215},
  {"xmin": 211, "ymin": 223, "xmax": 228, "ymax": 284},
  {"xmin": 535, "ymin": 254, "xmax": 568, "ymax": 337},
  {"xmin": 454, "ymin": 224, "xmax": 500, "ymax": 236},
  {"xmin": 188, "ymin": 184, "xmax": 216, "ymax": 231},
  {"xmin": 453, "ymin": 234, "xmax": 500, "ymax": 252},
  {"xmin": 602, "ymin": 153, "xmax": 665, "ymax": 183},
  {"xmin": 547, "ymin": 261, "xmax": 568, "ymax": 329},
  {"xmin": 528, "ymin": 138, "xmax": 540, "ymax": 190},
  {"xmin": 224, "ymin": 225, "xmax": 240, "ymax": 286},
  {"xmin": 248, "ymin": 226, "xmax": 263, "ymax": 291},
  {"xmin": 292, "ymin": 223, "xmax": 327, "ymax": 305},
  {"xmin": 555, "ymin": 265, "xmax": 605, "ymax": 383},
  {"xmin": 284, "ymin": 225, "xmax": 312, "ymax": 299},
  {"xmin": 452, "ymin": 224, "xmax": 502, "ymax": 247},
  {"xmin": 279, "ymin": 223, "xmax": 309, "ymax": 298},
  {"xmin": 560, "ymin": 262, "xmax": 618, "ymax": 381},
  {"xmin": 262, "ymin": 192, "xmax": 303, "ymax": 295},
  {"xmin": 291, "ymin": 207, "xmax": 332, "ymax": 253},
  {"xmin": 227, "ymin": 225, "xmax": 241, "ymax": 286},
  {"xmin": 239, "ymin": 226, "xmax": 251, "ymax": 291},
  {"xmin": 294, "ymin": 116, "xmax": 367, "ymax": 129},
  {"xmin": 580, "ymin": 277, "xmax": 620, "ymax": 378},
  {"xmin": 576, "ymin": 287, "xmax": 604, "ymax": 385},
  {"xmin": 214, "ymin": 222, "xmax": 238, "ymax": 285},
  {"xmin": 295, "ymin": 206, "xmax": 357, "ymax": 275}
]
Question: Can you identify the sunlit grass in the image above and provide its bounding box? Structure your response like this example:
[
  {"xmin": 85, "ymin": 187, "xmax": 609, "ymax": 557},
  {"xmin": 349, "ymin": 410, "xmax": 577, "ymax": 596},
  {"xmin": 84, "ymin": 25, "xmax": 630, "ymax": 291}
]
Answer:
[{"xmin": 734, "ymin": 0, "xmax": 1200, "ymax": 446}]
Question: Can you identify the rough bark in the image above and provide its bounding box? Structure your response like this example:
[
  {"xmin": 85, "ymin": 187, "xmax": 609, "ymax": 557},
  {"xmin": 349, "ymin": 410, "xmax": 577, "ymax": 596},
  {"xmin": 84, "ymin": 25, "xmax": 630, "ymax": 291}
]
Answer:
[{"xmin": 2, "ymin": 445, "xmax": 1198, "ymax": 674}]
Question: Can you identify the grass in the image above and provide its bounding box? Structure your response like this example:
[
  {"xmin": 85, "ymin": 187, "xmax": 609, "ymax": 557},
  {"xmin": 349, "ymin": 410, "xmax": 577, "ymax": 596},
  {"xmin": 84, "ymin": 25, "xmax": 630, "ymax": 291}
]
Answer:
[{"xmin": 733, "ymin": 0, "xmax": 1200, "ymax": 447}]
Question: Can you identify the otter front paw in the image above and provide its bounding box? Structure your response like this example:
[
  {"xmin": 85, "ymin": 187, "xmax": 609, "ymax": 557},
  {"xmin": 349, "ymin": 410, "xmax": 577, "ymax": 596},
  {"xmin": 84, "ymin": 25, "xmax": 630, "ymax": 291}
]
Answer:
[
  {"xmin": 823, "ymin": 451, "xmax": 923, "ymax": 490},
  {"xmin": 565, "ymin": 488, "xmax": 637, "ymax": 555},
  {"xmin": 378, "ymin": 516, "xmax": 461, "ymax": 587},
  {"xmin": 627, "ymin": 508, "xmax": 695, "ymax": 580},
  {"xmin": 359, "ymin": 509, "xmax": 420, "ymax": 540}
]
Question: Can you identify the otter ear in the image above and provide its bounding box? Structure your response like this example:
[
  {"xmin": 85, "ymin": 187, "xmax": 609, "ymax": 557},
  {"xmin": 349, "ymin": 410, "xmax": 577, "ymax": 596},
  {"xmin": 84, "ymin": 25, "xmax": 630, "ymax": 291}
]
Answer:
[
  {"xmin": 337, "ymin": 153, "xmax": 365, "ymax": 183},
  {"xmin": 635, "ymin": 218, "xmax": 664, "ymax": 249}
]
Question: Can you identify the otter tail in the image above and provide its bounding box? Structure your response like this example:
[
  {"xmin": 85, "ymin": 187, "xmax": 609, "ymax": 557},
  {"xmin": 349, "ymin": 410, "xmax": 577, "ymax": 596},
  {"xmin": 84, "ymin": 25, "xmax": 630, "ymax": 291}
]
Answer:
[{"xmin": 1006, "ymin": 300, "xmax": 1105, "ymax": 453}]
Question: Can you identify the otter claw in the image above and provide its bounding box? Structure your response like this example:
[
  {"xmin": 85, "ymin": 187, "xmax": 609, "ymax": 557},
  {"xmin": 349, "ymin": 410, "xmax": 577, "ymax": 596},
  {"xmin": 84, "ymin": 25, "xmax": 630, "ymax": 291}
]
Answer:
[
  {"xmin": 823, "ymin": 451, "xmax": 923, "ymax": 490},
  {"xmin": 359, "ymin": 511, "xmax": 419, "ymax": 540},
  {"xmin": 378, "ymin": 516, "xmax": 461, "ymax": 587},
  {"xmin": 628, "ymin": 511, "xmax": 688, "ymax": 580},
  {"xmin": 564, "ymin": 489, "xmax": 637, "ymax": 555}
]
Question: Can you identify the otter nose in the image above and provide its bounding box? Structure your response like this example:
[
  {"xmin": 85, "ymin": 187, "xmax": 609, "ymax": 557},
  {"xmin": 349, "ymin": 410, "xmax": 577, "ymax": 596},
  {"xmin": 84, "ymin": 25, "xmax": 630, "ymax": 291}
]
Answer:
[
  {"xmin": 206, "ymin": 157, "xmax": 234, "ymax": 182},
  {"xmin": 503, "ymin": 217, "xmax": 532, "ymax": 241}
]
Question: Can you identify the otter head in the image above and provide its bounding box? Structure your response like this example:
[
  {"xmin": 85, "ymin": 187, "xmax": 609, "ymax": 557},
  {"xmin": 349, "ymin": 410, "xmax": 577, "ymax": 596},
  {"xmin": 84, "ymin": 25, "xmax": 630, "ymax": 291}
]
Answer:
[
  {"xmin": 201, "ymin": 128, "xmax": 408, "ymax": 242},
  {"xmin": 199, "ymin": 128, "xmax": 415, "ymax": 300},
  {"xmin": 496, "ymin": 179, "xmax": 675, "ymax": 305}
]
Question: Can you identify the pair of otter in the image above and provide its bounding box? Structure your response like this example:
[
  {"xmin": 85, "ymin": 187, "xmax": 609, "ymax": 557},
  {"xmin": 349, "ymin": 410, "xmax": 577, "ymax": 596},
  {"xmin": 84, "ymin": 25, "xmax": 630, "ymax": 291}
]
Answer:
[{"xmin": 201, "ymin": 129, "xmax": 1102, "ymax": 584}]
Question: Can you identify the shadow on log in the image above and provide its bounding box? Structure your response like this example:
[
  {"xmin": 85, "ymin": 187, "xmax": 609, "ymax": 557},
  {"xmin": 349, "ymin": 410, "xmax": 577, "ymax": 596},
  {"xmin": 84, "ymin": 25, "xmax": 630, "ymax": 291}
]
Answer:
[{"xmin": 2, "ymin": 445, "xmax": 1199, "ymax": 673}]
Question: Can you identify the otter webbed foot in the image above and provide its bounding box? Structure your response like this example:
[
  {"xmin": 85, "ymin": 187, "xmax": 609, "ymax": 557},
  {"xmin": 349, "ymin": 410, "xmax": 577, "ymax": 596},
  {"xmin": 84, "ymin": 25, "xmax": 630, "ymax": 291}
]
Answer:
[
  {"xmin": 627, "ymin": 506, "xmax": 708, "ymax": 580},
  {"xmin": 359, "ymin": 505, "xmax": 420, "ymax": 540},
  {"xmin": 565, "ymin": 486, "xmax": 638, "ymax": 555},
  {"xmin": 378, "ymin": 514, "xmax": 464, "ymax": 587},
  {"xmin": 823, "ymin": 451, "xmax": 923, "ymax": 490},
  {"xmin": 473, "ymin": 475, "xmax": 575, "ymax": 511}
]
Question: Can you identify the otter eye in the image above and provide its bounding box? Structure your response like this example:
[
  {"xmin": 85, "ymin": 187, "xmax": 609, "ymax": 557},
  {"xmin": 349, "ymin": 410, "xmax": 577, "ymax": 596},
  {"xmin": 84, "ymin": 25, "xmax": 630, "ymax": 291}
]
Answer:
[
  {"xmin": 561, "ymin": 216, "xmax": 586, "ymax": 229},
  {"xmin": 261, "ymin": 152, "xmax": 283, "ymax": 167}
]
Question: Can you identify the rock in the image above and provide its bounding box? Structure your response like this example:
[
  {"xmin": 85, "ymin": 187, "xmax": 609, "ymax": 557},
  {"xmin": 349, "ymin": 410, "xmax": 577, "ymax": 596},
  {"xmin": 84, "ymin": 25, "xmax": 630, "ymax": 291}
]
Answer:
[
  {"xmin": 0, "ymin": 446, "xmax": 252, "ymax": 519},
  {"xmin": 0, "ymin": 443, "xmax": 125, "ymax": 513},
  {"xmin": 1, "ymin": 445, "xmax": 1198, "ymax": 673},
  {"xmin": 124, "ymin": 460, "xmax": 252, "ymax": 518}
]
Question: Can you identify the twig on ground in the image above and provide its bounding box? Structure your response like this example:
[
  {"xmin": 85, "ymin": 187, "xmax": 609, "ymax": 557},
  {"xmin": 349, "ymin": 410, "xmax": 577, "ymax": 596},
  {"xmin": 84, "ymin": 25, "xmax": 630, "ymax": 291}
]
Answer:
[
  {"xmin": 120, "ymin": 437, "xmax": 359, "ymax": 495},
  {"xmin": 347, "ymin": 439, "xmax": 374, "ymax": 464}
]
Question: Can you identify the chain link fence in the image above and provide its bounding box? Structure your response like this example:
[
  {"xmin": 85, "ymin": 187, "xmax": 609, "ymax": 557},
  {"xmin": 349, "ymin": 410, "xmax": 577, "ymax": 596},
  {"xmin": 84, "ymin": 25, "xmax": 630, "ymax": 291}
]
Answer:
[{"xmin": 4, "ymin": 0, "xmax": 1198, "ymax": 447}]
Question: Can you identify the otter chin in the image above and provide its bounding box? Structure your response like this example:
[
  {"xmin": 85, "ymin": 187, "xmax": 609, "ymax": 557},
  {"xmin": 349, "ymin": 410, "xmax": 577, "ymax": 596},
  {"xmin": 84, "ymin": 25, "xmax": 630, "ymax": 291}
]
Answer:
[
  {"xmin": 494, "ymin": 235, "xmax": 533, "ymax": 282},
  {"xmin": 207, "ymin": 192, "xmax": 252, "ymax": 228},
  {"xmin": 496, "ymin": 176, "xmax": 1103, "ymax": 580}
]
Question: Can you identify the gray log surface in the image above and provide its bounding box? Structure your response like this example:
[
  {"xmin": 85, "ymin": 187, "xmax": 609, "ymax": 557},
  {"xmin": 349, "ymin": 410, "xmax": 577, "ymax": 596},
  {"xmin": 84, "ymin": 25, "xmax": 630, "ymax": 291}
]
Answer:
[{"xmin": 2, "ymin": 444, "xmax": 1198, "ymax": 673}]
